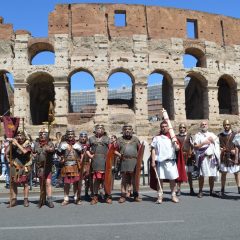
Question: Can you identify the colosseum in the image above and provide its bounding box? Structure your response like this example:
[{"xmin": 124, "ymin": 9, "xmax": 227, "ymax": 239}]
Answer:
[{"xmin": 1, "ymin": 3, "xmax": 240, "ymax": 137}]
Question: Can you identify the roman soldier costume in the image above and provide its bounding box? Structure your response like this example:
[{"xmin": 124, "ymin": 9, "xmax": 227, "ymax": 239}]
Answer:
[
  {"xmin": 6, "ymin": 131, "xmax": 32, "ymax": 208},
  {"xmin": 78, "ymin": 131, "xmax": 92, "ymax": 200},
  {"xmin": 176, "ymin": 123, "xmax": 195, "ymax": 196},
  {"xmin": 58, "ymin": 129, "xmax": 83, "ymax": 205},
  {"xmin": 219, "ymin": 119, "xmax": 240, "ymax": 196},
  {"xmin": 32, "ymin": 128, "xmax": 55, "ymax": 208},
  {"xmin": 88, "ymin": 124, "xmax": 111, "ymax": 204},
  {"xmin": 117, "ymin": 125, "xmax": 141, "ymax": 203}
]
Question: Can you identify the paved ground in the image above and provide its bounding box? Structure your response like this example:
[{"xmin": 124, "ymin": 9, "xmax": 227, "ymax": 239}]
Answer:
[{"xmin": 0, "ymin": 185, "xmax": 239, "ymax": 240}]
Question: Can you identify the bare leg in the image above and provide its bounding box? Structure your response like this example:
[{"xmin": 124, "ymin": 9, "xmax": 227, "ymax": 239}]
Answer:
[
  {"xmin": 198, "ymin": 176, "xmax": 204, "ymax": 198},
  {"xmin": 46, "ymin": 178, "xmax": 52, "ymax": 197},
  {"xmin": 221, "ymin": 172, "xmax": 227, "ymax": 193},
  {"xmin": 234, "ymin": 172, "xmax": 240, "ymax": 193}
]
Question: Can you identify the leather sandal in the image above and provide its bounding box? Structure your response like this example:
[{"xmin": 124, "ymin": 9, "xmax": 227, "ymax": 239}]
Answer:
[
  {"xmin": 90, "ymin": 196, "xmax": 98, "ymax": 205},
  {"xmin": 106, "ymin": 198, "xmax": 112, "ymax": 204},
  {"xmin": 134, "ymin": 196, "xmax": 142, "ymax": 202},
  {"xmin": 118, "ymin": 197, "xmax": 126, "ymax": 203},
  {"xmin": 155, "ymin": 196, "xmax": 163, "ymax": 204},
  {"xmin": 61, "ymin": 200, "xmax": 69, "ymax": 206},
  {"xmin": 171, "ymin": 195, "xmax": 179, "ymax": 203},
  {"xmin": 7, "ymin": 198, "xmax": 17, "ymax": 208},
  {"xmin": 74, "ymin": 199, "xmax": 82, "ymax": 205},
  {"xmin": 24, "ymin": 198, "xmax": 29, "ymax": 207},
  {"xmin": 197, "ymin": 191, "xmax": 203, "ymax": 198}
]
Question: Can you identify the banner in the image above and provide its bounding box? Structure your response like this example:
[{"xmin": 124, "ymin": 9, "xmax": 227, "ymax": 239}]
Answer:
[{"xmin": 2, "ymin": 116, "xmax": 20, "ymax": 138}]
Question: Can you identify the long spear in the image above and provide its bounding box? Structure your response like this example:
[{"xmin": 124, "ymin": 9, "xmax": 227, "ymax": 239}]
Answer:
[{"xmin": 39, "ymin": 101, "xmax": 55, "ymax": 208}]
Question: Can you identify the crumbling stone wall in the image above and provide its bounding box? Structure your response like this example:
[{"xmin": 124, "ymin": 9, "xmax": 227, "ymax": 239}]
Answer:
[{"xmin": 1, "ymin": 4, "xmax": 240, "ymax": 135}]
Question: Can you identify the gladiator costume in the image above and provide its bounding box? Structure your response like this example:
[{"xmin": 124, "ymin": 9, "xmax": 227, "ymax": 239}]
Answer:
[
  {"xmin": 7, "ymin": 132, "xmax": 32, "ymax": 207},
  {"xmin": 89, "ymin": 124, "xmax": 111, "ymax": 204},
  {"xmin": 117, "ymin": 125, "xmax": 141, "ymax": 203},
  {"xmin": 219, "ymin": 119, "xmax": 240, "ymax": 195},
  {"xmin": 33, "ymin": 133, "xmax": 55, "ymax": 208},
  {"xmin": 58, "ymin": 130, "xmax": 82, "ymax": 205}
]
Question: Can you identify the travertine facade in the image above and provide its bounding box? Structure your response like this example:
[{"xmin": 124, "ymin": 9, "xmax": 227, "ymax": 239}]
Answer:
[{"xmin": 1, "ymin": 4, "xmax": 240, "ymax": 136}]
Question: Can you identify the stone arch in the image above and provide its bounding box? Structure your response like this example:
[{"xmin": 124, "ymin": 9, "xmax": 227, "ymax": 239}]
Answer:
[
  {"xmin": 27, "ymin": 72, "xmax": 55, "ymax": 125},
  {"xmin": 68, "ymin": 68, "xmax": 96, "ymax": 113},
  {"xmin": 28, "ymin": 41, "xmax": 54, "ymax": 64},
  {"xmin": 184, "ymin": 47, "xmax": 206, "ymax": 68},
  {"xmin": 185, "ymin": 71, "xmax": 208, "ymax": 119},
  {"xmin": 217, "ymin": 74, "xmax": 238, "ymax": 115},
  {"xmin": 148, "ymin": 70, "xmax": 174, "ymax": 120},
  {"xmin": 0, "ymin": 70, "xmax": 14, "ymax": 116},
  {"xmin": 107, "ymin": 68, "xmax": 134, "ymax": 110}
]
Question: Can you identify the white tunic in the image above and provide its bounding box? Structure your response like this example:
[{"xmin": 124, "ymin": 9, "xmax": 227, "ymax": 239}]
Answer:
[
  {"xmin": 194, "ymin": 131, "xmax": 220, "ymax": 177},
  {"xmin": 151, "ymin": 135, "xmax": 179, "ymax": 180}
]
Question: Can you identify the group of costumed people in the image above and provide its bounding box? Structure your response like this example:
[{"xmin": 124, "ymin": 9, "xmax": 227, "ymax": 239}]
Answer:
[
  {"xmin": 2, "ymin": 117, "xmax": 240, "ymax": 208},
  {"xmin": 150, "ymin": 119, "xmax": 240, "ymax": 204},
  {"xmin": 3, "ymin": 123, "xmax": 144, "ymax": 208}
]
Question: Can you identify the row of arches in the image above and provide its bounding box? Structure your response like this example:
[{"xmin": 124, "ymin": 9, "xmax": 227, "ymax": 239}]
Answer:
[
  {"xmin": 30, "ymin": 50, "xmax": 203, "ymax": 69},
  {"xmin": 0, "ymin": 69, "xmax": 238, "ymax": 125}
]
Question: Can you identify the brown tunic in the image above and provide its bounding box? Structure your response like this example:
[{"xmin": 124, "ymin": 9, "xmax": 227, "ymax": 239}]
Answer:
[
  {"xmin": 219, "ymin": 132, "xmax": 236, "ymax": 166},
  {"xmin": 89, "ymin": 135, "xmax": 110, "ymax": 171},
  {"xmin": 176, "ymin": 134, "xmax": 194, "ymax": 166},
  {"xmin": 117, "ymin": 136, "xmax": 140, "ymax": 172}
]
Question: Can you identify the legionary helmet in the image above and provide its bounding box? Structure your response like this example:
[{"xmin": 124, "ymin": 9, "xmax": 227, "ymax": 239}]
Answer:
[
  {"xmin": 79, "ymin": 131, "xmax": 88, "ymax": 138},
  {"xmin": 66, "ymin": 128, "xmax": 75, "ymax": 135},
  {"xmin": 122, "ymin": 124, "xmax": 133, "ymax": 130},
  {"xmin": 93, "ymin": 124, "xmax": 105, "ymax": 133},
  {"xmin": 223, "ymin": 119, "xmax": 231, "ymax": 126},
  {"xmin": 39, "ymin": 127, "xmax": 48, "ymax": 134},
  {"xmin": 121, "ymin": 124, "xmax": 134, "ymax": 134}
]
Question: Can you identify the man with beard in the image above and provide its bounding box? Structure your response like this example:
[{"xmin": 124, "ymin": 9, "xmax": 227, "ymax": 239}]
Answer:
[
  {"xmin": 219, "ymin": 120, "xmax": 240, "ymax": 196},
  {"xmin": 176, "ymin": 123, "xmax": 196, "ymax": 196},
  {"xmin": 32, "ymin": 128, "xmax": 55, "ymax": 208},
  {"xmin": 88, "ymin": 124, "xmax": 111, "ymax": 204},
  {"xmin": 194, "ymin": 121, "xmax": 220, "ymax": 198},
  {"xmin": 151, "ymin": 121, "xmax": 180, "ymax": 204},
  {"xmin": 6, "ymin": 131, "xmax": 32, "ymax": 208},
  {"xmin": 58, "ymin": 129, "xmax": 83, "ymax": 206},
  {"xmin": 78, "ymin": 131, "xmax": 93, "ymax": 200},
  {"xmin": 116, "ymin": 125, "xmax": 141, "ymax": 203}
]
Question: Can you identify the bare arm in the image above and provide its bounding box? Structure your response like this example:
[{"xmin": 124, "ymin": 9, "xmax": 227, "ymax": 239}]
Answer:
[{"xmin": 151, "ymin": 147, "xmax": 156, "ymax": 168}]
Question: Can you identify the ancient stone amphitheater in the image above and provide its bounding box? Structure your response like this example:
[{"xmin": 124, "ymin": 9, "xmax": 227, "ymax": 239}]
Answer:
[{"xmin": 1, "ymin": 3, "xmax": 240, "ymax": 139}]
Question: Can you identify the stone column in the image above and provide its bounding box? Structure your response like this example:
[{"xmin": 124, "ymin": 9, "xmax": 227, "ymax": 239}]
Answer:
[
  {"xmin": 53, "ymin": 80, "xmax": 69, "ymax": 125},
  {"xmin": 172, "ymin": 83, "xmax": 186, "ymax": 122},
  {"xmin": 208, "ymin": 86, "xmax": 219, "ymax": 120},
  {"xmin": 134, "ymin": 82, "xmax": 149, "ymax": 136},
  {"xmin": 94, "ymin": 82, "xmax": 108, "ymax": 124},
  {"xmin": 14, "ymin": 82, "xmax": 31, "ymax": 124},
  {"xmin": 237, "ymin": 88, "xmax": 240, "ymax": 115}
]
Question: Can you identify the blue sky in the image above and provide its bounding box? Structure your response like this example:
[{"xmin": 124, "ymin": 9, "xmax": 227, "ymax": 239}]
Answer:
[{"xmin": 1, "ymin": 0, "xmax": 239, "ymax": 90}]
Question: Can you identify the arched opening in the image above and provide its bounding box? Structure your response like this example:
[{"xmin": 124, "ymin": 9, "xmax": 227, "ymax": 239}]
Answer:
[
  {"xmin": 184, "ymin": 47, "xmax": 206, "ymax": 68},
  {"xmin": 148, "ymin": 71, "xmax": 174, "ymax": 120},
  {"xmin": 185, "ymin": 73, "xmax": 208, "ymax": 119},
  {"xmin": 0, "ymin": 71, "xmax": 14, "ymax": 116},
  {"xmin": 183, "ymin": 54, "xmax": 198, "ymax": 68},
  {"xmin": 108, "ymin": 71, "xmax": 133, "ymax": 110},
  {"xmin": 28, "ymin": 73, "xmax": 55, "ymax": 125},
  {"xmin": 31, "ymin": 51, "xmax": 55, "ymax": 65},
  {"xmin": 69, "ymin": 70, "xmax": 96, "ymax": 113},
  {"xmin": 218, "ymin": 75, "xmax": 238, "ymax": 115},
  {"xmin": 28, "ymin": 42, "xmax": 54, "ymax": 65}
]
